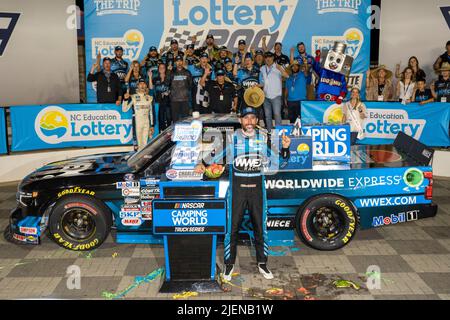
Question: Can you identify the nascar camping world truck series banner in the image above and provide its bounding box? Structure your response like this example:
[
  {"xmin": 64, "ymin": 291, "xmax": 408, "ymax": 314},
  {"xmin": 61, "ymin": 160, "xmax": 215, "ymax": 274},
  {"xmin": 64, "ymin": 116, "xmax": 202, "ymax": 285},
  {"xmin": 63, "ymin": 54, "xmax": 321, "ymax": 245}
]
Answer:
[{"xmin": 84, "ymin": 0, "xmax": 371, "ymax": 101}]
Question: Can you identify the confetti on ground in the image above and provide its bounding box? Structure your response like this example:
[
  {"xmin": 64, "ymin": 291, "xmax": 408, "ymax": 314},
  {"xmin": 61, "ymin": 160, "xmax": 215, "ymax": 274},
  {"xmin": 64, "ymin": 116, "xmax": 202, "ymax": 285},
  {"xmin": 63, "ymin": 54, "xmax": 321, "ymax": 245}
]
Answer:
[
  {"xmin": 297, "ymin": 287, "xmax": 311, "ymax": 295},
  {"xmin": 78, "ymin": 250, "xmax": 96, "ymax": 259},
  {"xmin": 112, "ymin": 252, "xmax": 118, "ymax": 258},
  {"xmin": 173, "ymin": 291, "xmax": 198, "ymax": 299},
  {"xmin": 332, "ymin": 280, "xmax": 361, "ymax": 290},
  {"xmin": 268, "ymin": 249, "xmax": 288, "ymax": 256},
  {"xmin": 266, "ymin": 288, "xmax": 284, "ymax": 295},
  {"xmin": 365, "ymin": 271, "xmax": 394, "ymax": 283},
  {"xmin": 102, "ymin": 267, "xmax": 164, "ymax": 299}
]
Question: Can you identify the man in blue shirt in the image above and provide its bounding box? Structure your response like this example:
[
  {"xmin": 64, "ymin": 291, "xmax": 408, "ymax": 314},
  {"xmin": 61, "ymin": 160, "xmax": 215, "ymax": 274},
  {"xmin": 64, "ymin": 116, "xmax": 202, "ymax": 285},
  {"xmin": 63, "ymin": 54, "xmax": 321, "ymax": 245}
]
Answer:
[
  {"xmin": 285, "ymin": 61, "xmax": 308, "ymax": 123},
  {"xmin": 290, "ymin": 42, "xmax": 315, "ymax": 100}
]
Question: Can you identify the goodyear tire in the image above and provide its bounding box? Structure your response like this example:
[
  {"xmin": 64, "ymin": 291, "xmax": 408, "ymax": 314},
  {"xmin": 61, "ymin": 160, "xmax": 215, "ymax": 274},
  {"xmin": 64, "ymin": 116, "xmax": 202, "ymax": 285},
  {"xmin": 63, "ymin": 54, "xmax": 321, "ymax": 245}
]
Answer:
[
  {"xmin": 48, "ymin": 195, "xmax": 112, "ymax": 251},
  {"xmin": 295, "ymin": 194, "xmax": 358, "ymax": 251}
]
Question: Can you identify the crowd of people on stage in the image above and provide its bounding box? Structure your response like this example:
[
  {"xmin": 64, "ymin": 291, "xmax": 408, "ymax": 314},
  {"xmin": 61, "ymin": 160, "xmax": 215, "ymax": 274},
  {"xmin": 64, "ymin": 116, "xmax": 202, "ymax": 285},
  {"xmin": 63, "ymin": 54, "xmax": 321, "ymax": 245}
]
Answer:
[{"xmin": 87, "ymin": 35, "xmax": 450, "ymax": 140}]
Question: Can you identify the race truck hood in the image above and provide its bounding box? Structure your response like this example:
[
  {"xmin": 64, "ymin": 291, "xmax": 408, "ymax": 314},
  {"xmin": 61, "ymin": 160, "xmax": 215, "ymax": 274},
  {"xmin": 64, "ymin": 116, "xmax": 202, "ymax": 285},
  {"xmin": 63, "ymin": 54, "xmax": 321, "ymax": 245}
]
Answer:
[{"xmin": 22, "ymin": 152, "xmax": 134, "ymax": 183}]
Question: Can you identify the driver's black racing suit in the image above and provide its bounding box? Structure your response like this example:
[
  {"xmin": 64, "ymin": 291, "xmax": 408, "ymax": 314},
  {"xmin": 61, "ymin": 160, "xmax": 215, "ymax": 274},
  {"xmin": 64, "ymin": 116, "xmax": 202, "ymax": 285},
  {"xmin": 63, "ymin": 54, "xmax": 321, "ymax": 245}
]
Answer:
[{"xmin": 223, "ymin": 129, "xmax": 290, "ymax": 265}]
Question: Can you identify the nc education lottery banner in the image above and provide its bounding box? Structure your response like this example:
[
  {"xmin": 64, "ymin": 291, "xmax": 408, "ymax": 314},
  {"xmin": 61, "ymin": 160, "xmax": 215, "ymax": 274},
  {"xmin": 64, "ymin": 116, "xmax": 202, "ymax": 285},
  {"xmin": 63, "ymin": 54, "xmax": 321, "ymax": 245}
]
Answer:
[
  {"xmin": 0, "ymin": 108, "xmax": 7, "ymax": 154},
  {"xmin": 301, "ymin": 101, "xmax": 450, "ymax": 147},
  {"xmin": 84, "ymin": 0, "xmax": 371, "ymax": 102},
  {"xmin": 10, "ymin": 104, "xmax": 133, "ymax": 152}
]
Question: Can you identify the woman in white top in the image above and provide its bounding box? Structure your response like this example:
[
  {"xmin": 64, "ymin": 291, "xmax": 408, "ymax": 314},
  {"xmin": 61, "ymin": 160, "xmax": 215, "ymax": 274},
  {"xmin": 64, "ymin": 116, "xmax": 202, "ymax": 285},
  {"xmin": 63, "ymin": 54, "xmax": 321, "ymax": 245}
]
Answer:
[
  {"xmin": 342, "ymin": 87, "xmax": 368, "ymax": 145},
  {"xmin": 396, "ymin": 67, "xmax": 416, "ymax": 104}
]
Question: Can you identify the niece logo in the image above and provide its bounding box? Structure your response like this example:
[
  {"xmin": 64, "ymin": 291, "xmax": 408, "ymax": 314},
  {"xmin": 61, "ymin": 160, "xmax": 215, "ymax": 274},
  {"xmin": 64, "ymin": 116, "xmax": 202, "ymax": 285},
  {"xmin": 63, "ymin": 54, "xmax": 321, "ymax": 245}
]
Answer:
[{"xmin": 35, "ymin": 106, "xmax": 133, "ymax": 145}]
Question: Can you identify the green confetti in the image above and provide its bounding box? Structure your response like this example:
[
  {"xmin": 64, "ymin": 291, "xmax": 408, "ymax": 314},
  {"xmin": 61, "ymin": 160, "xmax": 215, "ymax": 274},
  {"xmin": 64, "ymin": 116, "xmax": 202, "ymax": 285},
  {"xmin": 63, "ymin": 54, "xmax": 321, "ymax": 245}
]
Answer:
[
  {"xmin": 332, "ymin": 279, "xmax": 361, "ymax": 290},
  {"xmin": 102, "ymin": 267, "xmax": 164, "ymax": 300}
]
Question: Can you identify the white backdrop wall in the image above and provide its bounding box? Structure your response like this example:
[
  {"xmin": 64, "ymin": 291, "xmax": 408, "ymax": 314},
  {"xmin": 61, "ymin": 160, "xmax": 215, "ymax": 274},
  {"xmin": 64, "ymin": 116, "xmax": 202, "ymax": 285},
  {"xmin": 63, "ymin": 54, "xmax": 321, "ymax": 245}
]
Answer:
[
  {"xmin": 380, "ymin": 0, "xmax": 450, "ymax": 85},
  {"xmin": 0, "ymin": 0, "xmax": 80, "ymax": 106}
]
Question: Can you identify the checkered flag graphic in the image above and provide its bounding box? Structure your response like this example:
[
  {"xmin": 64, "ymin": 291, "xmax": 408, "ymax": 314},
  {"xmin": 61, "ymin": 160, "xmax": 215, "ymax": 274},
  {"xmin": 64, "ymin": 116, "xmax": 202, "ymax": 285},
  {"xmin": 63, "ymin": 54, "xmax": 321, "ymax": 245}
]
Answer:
[
  {"xmin": 161, "ymin": 28, "xmax": 204, "ymax": 52},
  {"xmin": 0, "ymin": 12, "xmax": 20, "ymax": 56},
  {"xmin": 197, "ymin": 85, "xmax": 210, "ymax": 109}
]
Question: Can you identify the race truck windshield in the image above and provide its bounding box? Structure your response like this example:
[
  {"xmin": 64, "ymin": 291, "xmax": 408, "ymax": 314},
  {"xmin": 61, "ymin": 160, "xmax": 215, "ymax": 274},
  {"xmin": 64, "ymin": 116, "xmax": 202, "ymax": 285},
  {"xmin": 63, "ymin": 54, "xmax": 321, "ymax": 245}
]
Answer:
[{"xmin": 127, "ymin": 126, "xmax": 174, "ymax": 170}]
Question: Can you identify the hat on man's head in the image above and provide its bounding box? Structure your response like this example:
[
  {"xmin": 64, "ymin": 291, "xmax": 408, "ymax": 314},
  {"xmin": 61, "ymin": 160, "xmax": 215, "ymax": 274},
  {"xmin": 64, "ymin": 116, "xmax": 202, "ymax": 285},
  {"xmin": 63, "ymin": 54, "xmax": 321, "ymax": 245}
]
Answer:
[
  {"xmin": 219, "ymin": 46, "xmax": 232, "ymax": 54},
  {"xmin": 200, "ymin": 52, "xmax": 209, "ymax": 59},
  {"xmin": 224, "ymin": 57, "xmax": 232, "ymax": 64},
  {"xmin": 243, "ymin": 86, "xmax": 265, "ymax": 108},
  {"xmin": 238, "ymin": 39, "xmax": 246, "ymax": 45},
  {"xmin": 255, "ymin": 49, "xmax": 264, "ymax": 56},
  {"xmin": 175, "ymin": 55, "xmax": 183, "ymax": 61},
  {"xmin": 244, "ymin": 52, "xmax": 253, "ymax": 60},
  {"xmin": 115, "ymin": 46, "xmax": 124, "ymax": 51},
  {"xmin": 287, "ymin": 60, "xmax": 301, "ymax": 74},
  {"xmin": 149, "ymin": 46, "xmax": 157, "ymax": 52},
  {"xmin": 264, "ymin": 51, "xmax": 275, "ymax": 58},
  {"xmin": 206, "ymin": 34, "xmax": 214, "ymax": 40},
  {"xmin": 138, "ymin": 78, "xmax": 147, "ymax": 84},
  {"xmin": 216, "ymin": 69, "xmax": 225, "ymax": 77},
  {"xmin": 438, "ymin": 62, "xmax": 450, "ymax": 72},
  {"xmin": 240, "ymin": 106, "xmax": 259, "ymax": 118},
  {"xmin": 170, "ymin": 39, "xmax": 178, "ymax": 45}
]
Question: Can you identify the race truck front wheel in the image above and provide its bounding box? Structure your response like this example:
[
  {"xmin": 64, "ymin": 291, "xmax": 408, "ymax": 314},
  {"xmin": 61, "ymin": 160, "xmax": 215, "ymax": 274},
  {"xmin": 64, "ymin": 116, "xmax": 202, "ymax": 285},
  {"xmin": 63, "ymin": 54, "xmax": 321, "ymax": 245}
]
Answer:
[
  {"xmin": 295, "ymin": 194, "xmax": 359, "ymax": 251},
  {"xmin": 48, "ymin": 195, "xmax": 112, "ymax": 251}
]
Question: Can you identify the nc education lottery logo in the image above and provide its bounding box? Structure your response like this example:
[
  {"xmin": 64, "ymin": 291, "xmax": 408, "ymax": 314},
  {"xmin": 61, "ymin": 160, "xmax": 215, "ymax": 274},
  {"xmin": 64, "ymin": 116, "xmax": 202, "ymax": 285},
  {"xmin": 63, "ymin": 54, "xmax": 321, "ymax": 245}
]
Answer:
[
  {"xmin": 91, "ymin": 29, "xmax": 144, "ymax": 60},
  {"xmin": 315, "ymin": 0, "xmax": 362, "ymax": 15},
  {"xmin": 322, "ymin": 105, "xmax": 426, "ymax": 140},
  {"xmin": 35, "ymin": 106, "xmax": 133, "ymax": 144},
  {"xmin": 160, "ymin": 0, "xmax": 299, "ymax": 51},
  {"xmin": 365, "ymin": 109, "xmax": 426, "ymax": 140},
  {"xmin": 311, "ymin": 28, "xmax": 364, "ymax": 59},
  {"xmin": 94, "ymin": 0, "xmax": 141, "ymax": 16}
]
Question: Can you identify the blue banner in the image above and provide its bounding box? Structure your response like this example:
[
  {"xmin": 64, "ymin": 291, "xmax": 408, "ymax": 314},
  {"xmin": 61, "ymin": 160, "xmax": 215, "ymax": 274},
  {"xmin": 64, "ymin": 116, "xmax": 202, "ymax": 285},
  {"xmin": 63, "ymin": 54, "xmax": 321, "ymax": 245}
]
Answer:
[
  {"xmin": 301, "ymin": 101, "xmax": 450, "ymax": 147},
  {"xmin": 84, "ymin": 0, "xmax": 371, "ymax": 102},
  {"xmin": 276, "ymin": 124, "xmax": 351, "ymax": 162},
  {"xmin": 0, "ymin": 108, "xmax": 7, "ymax": 154},
  {"xmin": 10, "ymin": 104, "xmax": 133, "ymax": 152}
]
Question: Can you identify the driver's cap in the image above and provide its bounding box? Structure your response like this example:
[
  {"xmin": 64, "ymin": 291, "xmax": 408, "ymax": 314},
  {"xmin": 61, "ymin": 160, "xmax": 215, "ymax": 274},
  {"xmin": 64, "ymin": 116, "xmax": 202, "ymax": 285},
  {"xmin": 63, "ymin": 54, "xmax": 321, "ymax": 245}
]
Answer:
[{"xmin": 240, "ymin": 106, "xmax": 258, "ymax": 117}]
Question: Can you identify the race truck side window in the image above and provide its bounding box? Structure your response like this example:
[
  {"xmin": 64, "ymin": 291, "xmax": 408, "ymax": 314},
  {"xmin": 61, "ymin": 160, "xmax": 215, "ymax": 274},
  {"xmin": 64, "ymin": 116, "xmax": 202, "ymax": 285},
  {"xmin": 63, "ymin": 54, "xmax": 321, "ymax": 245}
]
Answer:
[
  {"xmin": 127, "ymin": 127, "xmax": 174, "ymax": 170},
  {"xmin": 144, "ymin": 145, "xmax": 175, "ymax": 176}
]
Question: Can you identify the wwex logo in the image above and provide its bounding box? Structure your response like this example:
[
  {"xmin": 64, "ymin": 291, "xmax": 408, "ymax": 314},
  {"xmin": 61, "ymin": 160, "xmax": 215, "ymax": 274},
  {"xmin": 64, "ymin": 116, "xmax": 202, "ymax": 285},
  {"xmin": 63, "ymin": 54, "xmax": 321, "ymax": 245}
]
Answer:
[{"xmin": 0, "ymin": 12, "xmax": 20, "ymax": 56}]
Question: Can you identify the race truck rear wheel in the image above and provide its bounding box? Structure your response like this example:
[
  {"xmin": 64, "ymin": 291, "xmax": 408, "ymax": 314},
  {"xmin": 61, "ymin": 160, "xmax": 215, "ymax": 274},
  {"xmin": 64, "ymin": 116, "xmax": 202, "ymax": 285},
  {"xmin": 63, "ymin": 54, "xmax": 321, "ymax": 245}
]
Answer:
[
  {"xmin": 48, "ymin": 195, "xmax": 112, "ymax": 251},
  {"xmin": 295, "ymin": 194, "xmax": 359, "ymax": 251}
]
